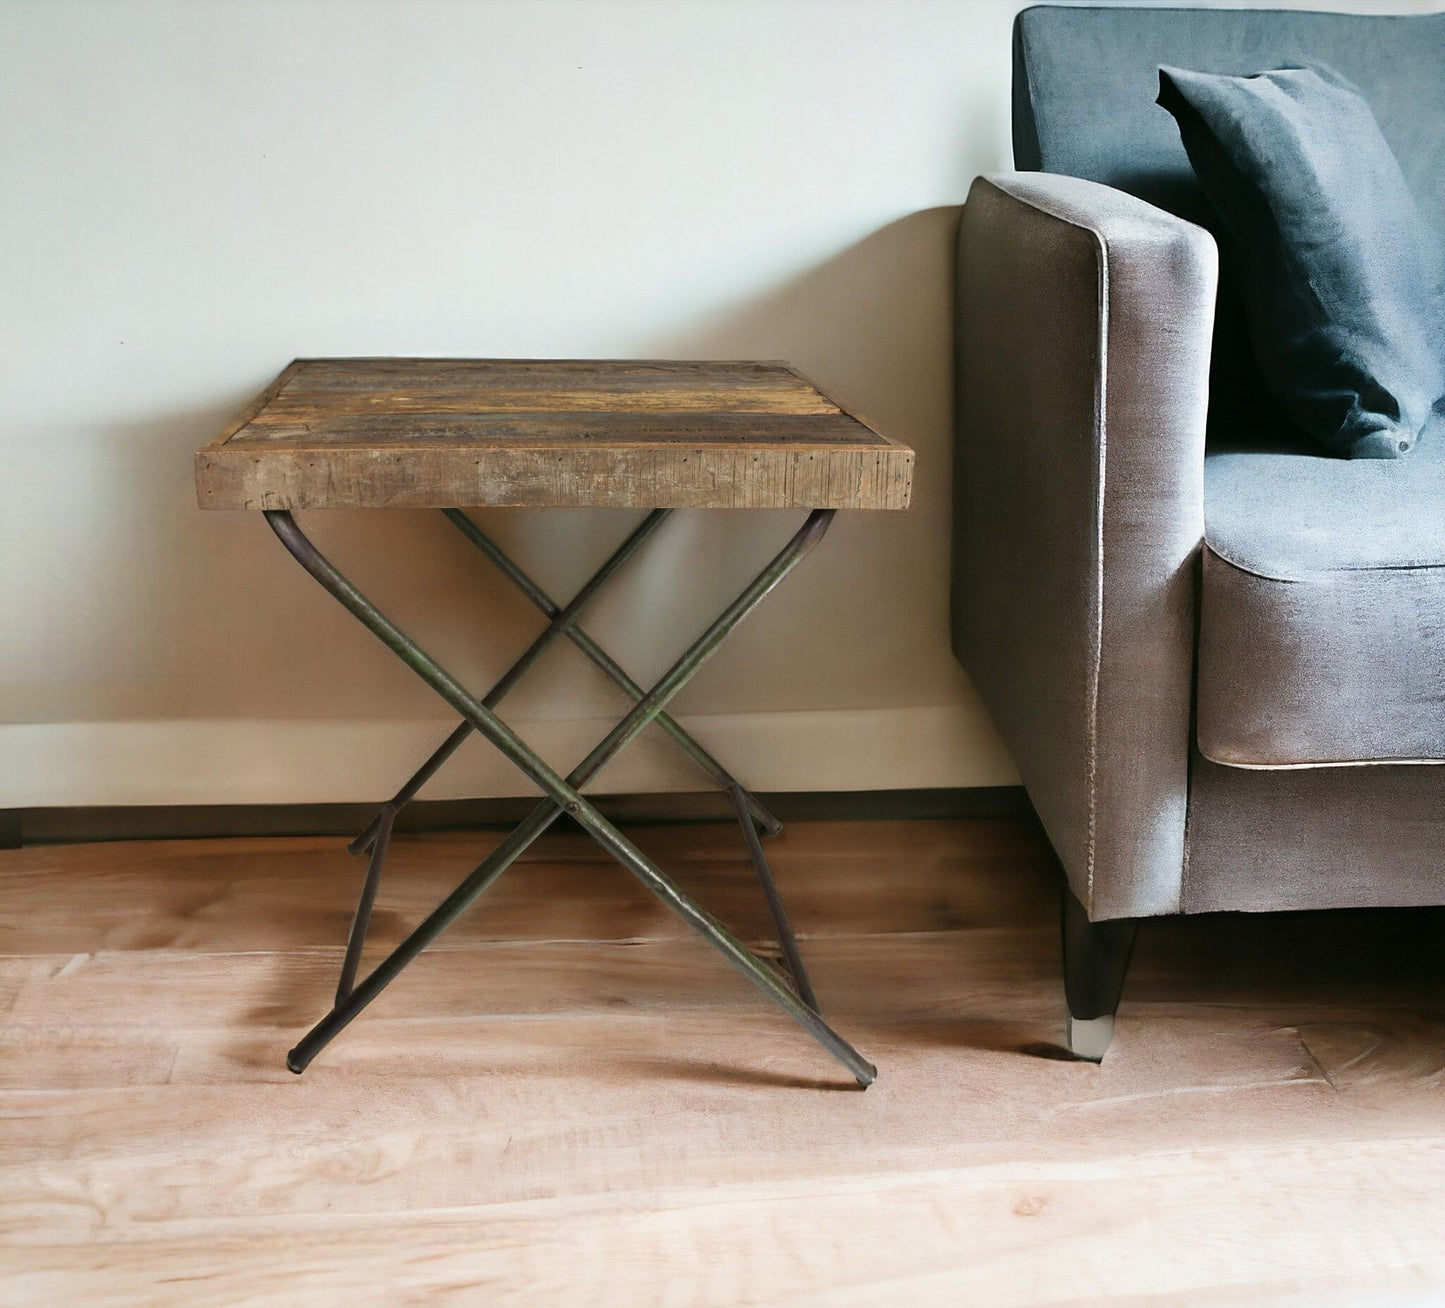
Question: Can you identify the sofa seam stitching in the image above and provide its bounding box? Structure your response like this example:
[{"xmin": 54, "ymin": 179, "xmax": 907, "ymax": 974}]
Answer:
[
  {"xmin": 1205, "ymin": 537, "xmax": 1445, "ymax": 583},
  {"xmin": 1087, "ymin": 223, "xmax": 1107, "ymax": 915},
  {"xmin": 984, "ymin": 174, "xmax": 1109, "ymax": 914}
]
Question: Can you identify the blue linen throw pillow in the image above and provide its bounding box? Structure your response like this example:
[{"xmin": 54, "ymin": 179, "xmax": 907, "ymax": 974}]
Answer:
[{"xmin": 1157, "ymin": 65, "xmax": 1445, "ymax": 459}]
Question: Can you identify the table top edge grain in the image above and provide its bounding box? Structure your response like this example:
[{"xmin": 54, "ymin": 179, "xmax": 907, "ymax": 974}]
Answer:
[{"xmin": 196, "ymin": 358, "xmax": 915, "ymax": 511}]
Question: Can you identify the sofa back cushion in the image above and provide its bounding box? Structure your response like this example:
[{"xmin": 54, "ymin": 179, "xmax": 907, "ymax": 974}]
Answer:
[{"xmin": 1013, "ymin": 5, "xmax": 1445, "ymax": 233}]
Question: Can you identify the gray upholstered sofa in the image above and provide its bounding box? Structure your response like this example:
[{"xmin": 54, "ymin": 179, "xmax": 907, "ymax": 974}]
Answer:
[{"xmin": 952, "ymin": 5, "xmax": 1445, "ymax": 1058}]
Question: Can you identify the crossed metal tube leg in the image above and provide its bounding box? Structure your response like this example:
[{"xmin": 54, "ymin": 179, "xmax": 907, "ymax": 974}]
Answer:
[
  {"xmin": 264, "ymin": 507, "xmax": 875, "ymax": 1087},
  {"xmin": 349, "ymin": 508, "xmax": 779, "ymax": 856}
]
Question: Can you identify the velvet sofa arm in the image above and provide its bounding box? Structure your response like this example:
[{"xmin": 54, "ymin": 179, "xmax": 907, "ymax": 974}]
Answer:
[{"xmin": 952, "ymin": 172, "xmax": 1217, "ymax": 920}]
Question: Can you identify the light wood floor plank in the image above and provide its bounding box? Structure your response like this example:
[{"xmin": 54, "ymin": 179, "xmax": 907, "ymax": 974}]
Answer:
[
  {"xmin": 2, "ymin": 820, "xmax": 1441, "ymax": 1305},
  {"xmin": 6, "ymin": 1145, "xmax": 1444, "ymax": 1308},
  {"xmin": 0, "ymin": 821, "xmax": 1051, "ymax": 956}
]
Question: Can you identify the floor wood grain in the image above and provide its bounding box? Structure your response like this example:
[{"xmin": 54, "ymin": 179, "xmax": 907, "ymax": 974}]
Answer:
[{"xmin": 2, "ymin": 819, "xmax": 1442, "ymax": 1306}]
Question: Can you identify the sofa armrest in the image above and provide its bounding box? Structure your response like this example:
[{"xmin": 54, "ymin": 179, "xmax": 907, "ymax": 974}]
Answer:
[{"xmin": 952, "ymin": 172, "xmax": 1217, "ymax": 919}]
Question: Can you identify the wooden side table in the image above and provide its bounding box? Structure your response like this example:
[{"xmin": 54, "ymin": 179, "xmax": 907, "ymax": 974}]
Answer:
[{"xmin": 196, "ymin": 359, "xmax": 914, "ymax": 1086}]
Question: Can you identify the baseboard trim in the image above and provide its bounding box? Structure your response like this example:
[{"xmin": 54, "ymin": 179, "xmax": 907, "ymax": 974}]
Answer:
[
  {"xmin": 2, "ymin": 787, "xmax": 1031, "ymax": 847},
  {"xmin": 0, "ymin": 707, "xmax": 1019, "ymax": 807}
]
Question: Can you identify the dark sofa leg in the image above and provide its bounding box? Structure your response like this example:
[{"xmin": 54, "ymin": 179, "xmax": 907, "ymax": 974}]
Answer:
[{"xmin": 1061, "ymin": 885, "xmax": 1137, "ymax": 1062}]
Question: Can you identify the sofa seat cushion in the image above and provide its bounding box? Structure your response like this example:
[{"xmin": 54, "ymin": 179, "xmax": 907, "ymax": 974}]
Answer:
[{"xmin": 1199, "ymin": 421, "xmax": 1445, "ymax": 766}]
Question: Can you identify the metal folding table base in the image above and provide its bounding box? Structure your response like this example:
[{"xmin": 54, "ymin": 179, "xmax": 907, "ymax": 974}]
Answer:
[{"xmin": 264, "ymin": 506, "xmax": 876, "ymax": 1088}]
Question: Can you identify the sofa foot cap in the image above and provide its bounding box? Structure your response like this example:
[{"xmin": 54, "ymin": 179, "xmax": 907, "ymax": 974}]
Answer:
[{"xmin": 1065, "ymin": 1014, "xmax": 1114, "ymax": 1062}]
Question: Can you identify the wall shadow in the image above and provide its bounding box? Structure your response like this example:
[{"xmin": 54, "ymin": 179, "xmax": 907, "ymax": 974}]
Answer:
[{"xmin": 624, "ymin": 206, "xmax": 976, "ymax": 720}]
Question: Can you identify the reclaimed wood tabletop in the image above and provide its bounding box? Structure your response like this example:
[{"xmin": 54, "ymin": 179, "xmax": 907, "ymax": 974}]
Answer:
[{"xmin": 195, "ymin": 359, "xmax": 913, "ymax": 511}]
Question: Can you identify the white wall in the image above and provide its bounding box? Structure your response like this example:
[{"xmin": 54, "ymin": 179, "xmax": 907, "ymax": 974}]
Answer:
[{"xmin": 1, "ymin": 0, "xmax": 1431, "ymax": 806}]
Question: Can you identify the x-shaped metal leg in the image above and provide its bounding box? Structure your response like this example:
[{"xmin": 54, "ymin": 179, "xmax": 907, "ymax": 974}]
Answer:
[
  {"xmin": 348, "ymin": 508, "xmax": 779, "ymax": 857},
  {"xmin": 264, "ymin": 508, "xmax": 876, "ymax": 1087}
]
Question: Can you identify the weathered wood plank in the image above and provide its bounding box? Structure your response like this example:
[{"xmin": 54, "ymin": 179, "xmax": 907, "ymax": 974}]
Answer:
[
  {"xmin": 232, "ymin": 413, "xmax": 874, "ymax": 444},
  {"xmin": 194, "ymin": 359, "xmax": 914, "ymax": 510}
]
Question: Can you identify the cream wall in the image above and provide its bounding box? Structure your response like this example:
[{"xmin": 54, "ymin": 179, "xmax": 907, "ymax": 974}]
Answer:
[{"xmin": 1, "ymin": 0, "xmax": 1429, "ymax": 806}]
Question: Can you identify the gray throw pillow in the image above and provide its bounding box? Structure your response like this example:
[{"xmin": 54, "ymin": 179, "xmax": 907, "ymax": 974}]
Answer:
[{"xmin": 1157, "ymin": 64, "xmax": 1445, "ymax": 459}]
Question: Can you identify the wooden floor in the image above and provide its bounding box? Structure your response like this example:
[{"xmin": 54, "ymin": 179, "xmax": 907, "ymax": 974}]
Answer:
[{"xmin": 3, "ymin": 819, "xmax": 1442, "ymax": 1306}]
